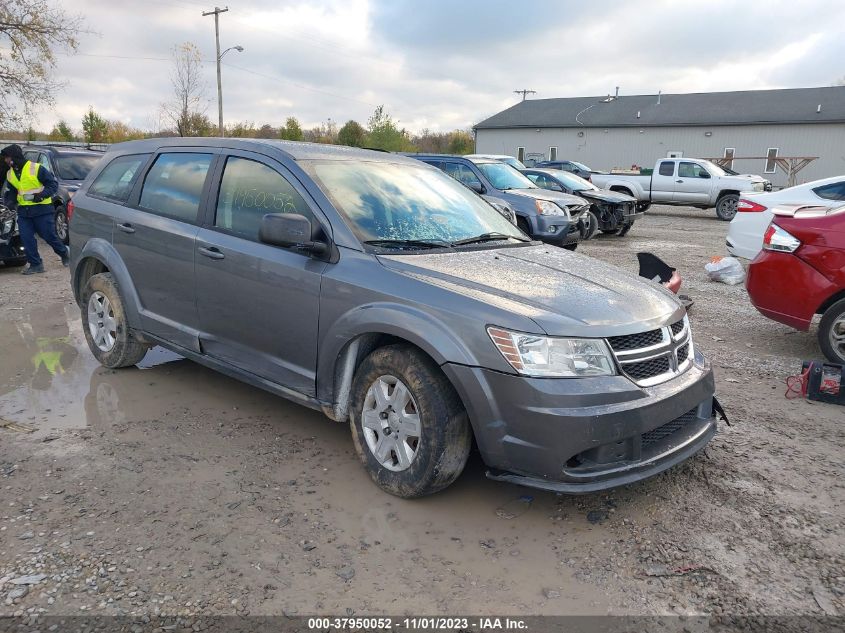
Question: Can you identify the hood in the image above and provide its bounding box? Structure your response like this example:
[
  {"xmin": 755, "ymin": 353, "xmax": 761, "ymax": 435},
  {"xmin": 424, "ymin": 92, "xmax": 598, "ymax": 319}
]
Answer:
[
  {"xmin": 576, "ymin": 189, "xmax": 636, "ymax": 204},
  {"xmin": 378, "ymin": 245, "xmax": 683, "ymax": 337},
  {"xmin": 506, "ymin": 187, "xmax": 587, "ymax": 206}
]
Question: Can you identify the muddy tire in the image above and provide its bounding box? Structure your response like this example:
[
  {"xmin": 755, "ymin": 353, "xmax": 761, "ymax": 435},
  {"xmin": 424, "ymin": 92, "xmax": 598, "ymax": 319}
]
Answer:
[
  {"xmin": 350, "ymin": 344, "xmax": 471, "ymax": 498},
  {"xmin": 818, "ymin": 298, "xmax": 845, "ymax": 364},
  {"xmin": 715, "ymin": 194, "xmax": 739, "ymax": 221},
  {"xmin": 81, "ymin": 273, "xmax": 149, "ymax": 368}
]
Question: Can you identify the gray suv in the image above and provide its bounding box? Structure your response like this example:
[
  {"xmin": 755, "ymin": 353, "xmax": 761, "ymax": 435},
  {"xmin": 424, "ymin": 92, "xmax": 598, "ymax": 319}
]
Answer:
[{"xmin": 70, "ymin": 138, "xmax": 719, "ymax": 498}]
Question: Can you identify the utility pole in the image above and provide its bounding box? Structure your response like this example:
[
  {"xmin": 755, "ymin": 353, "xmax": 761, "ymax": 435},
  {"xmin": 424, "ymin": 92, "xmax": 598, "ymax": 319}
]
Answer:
[
  {"xmin": 514, "ymin": 89, "xmax": 536, "ymax": 101},
  {"xmin": 203, "ymin": 6, "xmax": 229, "ymax": 136}
]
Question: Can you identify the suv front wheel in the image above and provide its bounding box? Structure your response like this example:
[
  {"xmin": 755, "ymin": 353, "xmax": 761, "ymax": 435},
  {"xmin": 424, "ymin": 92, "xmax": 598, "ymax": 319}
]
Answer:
[
  {"xmin": 81, "ymin": 273, "xmax": 150, "ymax": 368},
  {"xmin": 350, "ymin": 345, "xmax": 472, "ymax": 498}
]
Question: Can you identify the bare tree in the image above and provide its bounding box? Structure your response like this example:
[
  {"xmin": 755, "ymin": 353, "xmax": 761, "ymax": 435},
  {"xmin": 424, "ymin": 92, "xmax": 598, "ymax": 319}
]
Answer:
[
  {"xmin": 0, "ymin": 0, "xmax": 86, "ymax": 128},
  {"xmin": 160, "ymin": 42, "xmax": 210, "ymax": 137}
]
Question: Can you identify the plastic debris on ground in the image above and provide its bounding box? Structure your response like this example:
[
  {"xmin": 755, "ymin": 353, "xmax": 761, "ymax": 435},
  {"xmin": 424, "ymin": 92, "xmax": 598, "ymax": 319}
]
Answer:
[{"xmin": 705, "ymin": 256, "xmax": 746, "ymax": 285}]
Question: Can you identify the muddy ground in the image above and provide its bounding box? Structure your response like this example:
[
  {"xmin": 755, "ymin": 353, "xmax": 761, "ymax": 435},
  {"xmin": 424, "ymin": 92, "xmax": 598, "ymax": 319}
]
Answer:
[{"xmin": 0, "ymin": 207, "xmax": 842, "ymax": 627}]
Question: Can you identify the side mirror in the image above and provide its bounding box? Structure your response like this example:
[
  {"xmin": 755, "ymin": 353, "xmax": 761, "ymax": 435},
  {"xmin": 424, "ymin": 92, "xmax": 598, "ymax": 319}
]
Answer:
[
  {"xmin": 259, "ymin": 213, "xmax": 328, "ymax": 256},
  {"xmin": 467, "ymin": 181, "xmax": 484, "ymax": 194},
  {"xmin": 699, "ymin": 171, "xmax": 711, "ymax": 179}
]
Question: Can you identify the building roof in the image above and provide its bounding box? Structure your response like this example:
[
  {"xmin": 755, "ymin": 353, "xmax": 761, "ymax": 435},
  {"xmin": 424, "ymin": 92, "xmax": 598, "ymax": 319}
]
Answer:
[{"xmin": 475, "ymin": 87, "xmax": 845, "ymax": 129}]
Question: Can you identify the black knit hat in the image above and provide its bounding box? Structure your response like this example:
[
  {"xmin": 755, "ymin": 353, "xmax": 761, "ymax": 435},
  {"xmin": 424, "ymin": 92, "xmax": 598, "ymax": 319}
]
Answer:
[{"xmin": 1, "ymin": 144, "xmax": 24, "ymax": 162}]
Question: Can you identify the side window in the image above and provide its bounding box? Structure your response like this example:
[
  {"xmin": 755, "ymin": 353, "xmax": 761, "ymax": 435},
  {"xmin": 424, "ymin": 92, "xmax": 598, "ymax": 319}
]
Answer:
[
  {"xmin": 139, "ymin": 153, "xmax": 212, "ymax": 223},
  {"xmin": 37, "ymin": 153, "xmax": 53, "ymax": 172},
  {"xmin": 658, "ymin": 161, "xmax": 675, "ymax": 177},
  {"xmin": 88, "ymin": 154, "xmax": 150, "ymax": 203},
  {"xmin": 813, "ymin": 182, "xmax": 845, "ymax": 201},
  {"xmin": 452, "ymin": 164, "xmax": 482, "ymax": 189},
  {"xmin": 215, "ymin": 156, "xmax": 315, "ymax": 241},
  {"xmin": 24, "ymin": 151, "xmax": 38, "ymax": 163}
]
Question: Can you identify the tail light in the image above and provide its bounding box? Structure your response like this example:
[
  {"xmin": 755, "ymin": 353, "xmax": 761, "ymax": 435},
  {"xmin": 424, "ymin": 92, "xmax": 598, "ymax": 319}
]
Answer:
[
  {"xmin": 763, "ymin": 222, "xmax": 801, "ymax": 252},
  {"xmin": 66, "ymin": 199, "xmax": 75, "ymax": 223},
  {"xmin": 737, "ymin": 199, "xmax": 767, "ymax": 212}
]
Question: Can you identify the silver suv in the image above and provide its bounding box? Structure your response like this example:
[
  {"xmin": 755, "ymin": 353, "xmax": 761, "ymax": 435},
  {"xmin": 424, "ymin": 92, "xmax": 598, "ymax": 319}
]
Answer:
[{"xmin": 69, "ymin": 138, "xmax": 719, "ymax": 498}]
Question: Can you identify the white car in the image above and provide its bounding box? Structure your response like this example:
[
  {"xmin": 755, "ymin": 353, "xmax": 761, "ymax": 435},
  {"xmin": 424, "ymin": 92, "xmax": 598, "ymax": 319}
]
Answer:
[{"xmin": 726, "ymin": 176, "xmax": 845, "ymax": 259}]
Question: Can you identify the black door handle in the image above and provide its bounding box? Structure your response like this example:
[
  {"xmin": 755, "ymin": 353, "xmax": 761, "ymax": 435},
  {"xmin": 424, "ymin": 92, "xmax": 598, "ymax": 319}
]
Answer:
[
  {"xmin": 117, "ymin": 223, "xmax": 135, "ymax": 234},
  {"xmin": 198, "ymin": 246, "xmax": 225, "ymax": 260},
  {"xmin": 675, "ymin": 179, "xmax": 684, "ymax": 183}
]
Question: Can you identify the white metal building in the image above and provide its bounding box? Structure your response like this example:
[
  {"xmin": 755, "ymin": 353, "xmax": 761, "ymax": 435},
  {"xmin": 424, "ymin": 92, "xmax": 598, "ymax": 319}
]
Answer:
[{"xmin": 474, "ymin": 87, "xmax": 845, "ymax": 188}]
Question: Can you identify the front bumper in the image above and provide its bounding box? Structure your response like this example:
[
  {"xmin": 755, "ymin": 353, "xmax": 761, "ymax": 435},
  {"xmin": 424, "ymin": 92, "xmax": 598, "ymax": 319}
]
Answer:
[
  {"xmin": 529, "ymin": 214, "xmax": 581, "ymax": 245},
  {"xmin": 443, "ymin": 355, "xmax": 717, "ymax": 494}
]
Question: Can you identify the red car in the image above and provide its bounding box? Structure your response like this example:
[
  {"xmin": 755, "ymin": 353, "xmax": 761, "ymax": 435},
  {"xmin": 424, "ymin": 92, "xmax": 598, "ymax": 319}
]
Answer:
[{"xmin": 746, "ymin": 203, "xmax": 845, "ymax": 364}]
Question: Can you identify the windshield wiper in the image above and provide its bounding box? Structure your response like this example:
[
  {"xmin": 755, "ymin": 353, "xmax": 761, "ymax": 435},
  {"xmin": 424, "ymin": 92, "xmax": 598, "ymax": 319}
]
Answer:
[
  {"xmin": 364, "ymin": 238, "xmax": 452, "ymax": 250},
  {"xmin": 451, "ymin": 232, "xmax": 529, "ymax": 246}
]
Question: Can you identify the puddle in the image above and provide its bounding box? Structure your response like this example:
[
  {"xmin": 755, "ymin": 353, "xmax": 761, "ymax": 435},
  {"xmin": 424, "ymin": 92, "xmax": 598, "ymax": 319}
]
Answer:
[{"xmin": 0, "ymin": 303, "xmax": 183, "ymax": 438}]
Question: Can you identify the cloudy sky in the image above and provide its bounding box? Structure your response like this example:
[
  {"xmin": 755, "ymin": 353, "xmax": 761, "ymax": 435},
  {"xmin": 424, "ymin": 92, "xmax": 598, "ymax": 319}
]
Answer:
[{"xmin": 42, "ymin": 0, "xmax": 845, "ymax": 135}]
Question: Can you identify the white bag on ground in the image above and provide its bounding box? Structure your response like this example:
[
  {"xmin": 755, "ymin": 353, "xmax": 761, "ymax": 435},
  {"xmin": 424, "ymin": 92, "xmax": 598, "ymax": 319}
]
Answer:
[{"xmin": 705, "ymin": 257, "xmax": 745, "ymax": 285}]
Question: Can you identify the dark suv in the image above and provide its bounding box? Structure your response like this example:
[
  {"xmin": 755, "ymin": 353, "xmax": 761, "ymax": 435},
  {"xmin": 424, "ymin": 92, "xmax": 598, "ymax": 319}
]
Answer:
[
  {"xmin": 21, "ymin": 145, "xmax": 103, "ymax": 244},
  {"xmin": 408, "ymin": 154, "xmax": 590, "ymax": 249},
  {"xmin": 70, "ymin": 138, "xmax": 719, "ymax": 498}
]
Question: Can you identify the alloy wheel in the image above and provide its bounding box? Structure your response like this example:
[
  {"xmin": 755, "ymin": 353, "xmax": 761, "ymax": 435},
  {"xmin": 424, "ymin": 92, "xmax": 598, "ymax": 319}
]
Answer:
[
  {"xmin": 830, "ymin": 315, "xmax": 845, "ymax": 359},
  {"xmin": 361, "ymin": 375, "xmax": 422, "ymax": 472},
  {"xmin": 87, "ymin": 291, "xmax": 117, "ymax": 352}
]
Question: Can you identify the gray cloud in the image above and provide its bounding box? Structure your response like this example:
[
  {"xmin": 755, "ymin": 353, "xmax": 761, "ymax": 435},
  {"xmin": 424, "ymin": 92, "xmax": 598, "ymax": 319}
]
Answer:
[{"xmin": 36, "ymin": 0, "xmax": 845, "ymax": 136}]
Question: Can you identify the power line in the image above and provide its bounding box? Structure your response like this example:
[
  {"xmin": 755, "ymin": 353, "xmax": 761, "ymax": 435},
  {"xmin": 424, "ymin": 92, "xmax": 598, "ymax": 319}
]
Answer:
[{"xmin": 514, "ymin": 89, "xmax": 536, "ymax": 101}]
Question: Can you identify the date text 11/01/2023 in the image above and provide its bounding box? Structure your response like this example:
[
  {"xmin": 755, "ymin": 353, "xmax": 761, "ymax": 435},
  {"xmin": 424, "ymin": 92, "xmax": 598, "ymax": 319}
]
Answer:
[{"xmin": 307, "ymin": 617, "xmax": 529, "ymax": 631}]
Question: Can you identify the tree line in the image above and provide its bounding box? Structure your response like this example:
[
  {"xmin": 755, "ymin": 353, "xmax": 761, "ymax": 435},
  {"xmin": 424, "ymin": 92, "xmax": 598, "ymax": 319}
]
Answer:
[{"xmin": 2, "ymin": 105, "xmax": 475, "ymax": 154}]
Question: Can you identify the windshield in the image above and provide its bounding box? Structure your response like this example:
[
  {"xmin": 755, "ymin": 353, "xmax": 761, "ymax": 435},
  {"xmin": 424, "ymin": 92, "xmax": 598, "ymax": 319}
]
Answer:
[
  {"xmin": 307, "ymin": 160, "xmax": 524, "ymax": 246},
  {"xmin": 475, "ymin": 162, "xmax": 536, "ymax": 191},
  {"xmin": 699, "ymin": 160, "xmax": 726, "ymax": 177},
  {"xmin": 54, "ymin": 154, "xmax": 101, "ymax": 180},
  {"xmin": 552, "ymin": 171, "xmax": 598, "ymax": 191}
]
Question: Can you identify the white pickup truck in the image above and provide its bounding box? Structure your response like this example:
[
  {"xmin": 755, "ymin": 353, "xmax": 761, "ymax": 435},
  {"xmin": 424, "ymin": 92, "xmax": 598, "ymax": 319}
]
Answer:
[{"xmin": 590, "ymin": 158, "xmax": 770, "ymax": 220}]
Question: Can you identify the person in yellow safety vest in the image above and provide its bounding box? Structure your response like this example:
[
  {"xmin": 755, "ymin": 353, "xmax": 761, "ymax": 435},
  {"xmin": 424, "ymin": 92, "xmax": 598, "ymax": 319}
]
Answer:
[{"xmin": 1, "ymin": 144, "xmax": 68, "ymax": 275}]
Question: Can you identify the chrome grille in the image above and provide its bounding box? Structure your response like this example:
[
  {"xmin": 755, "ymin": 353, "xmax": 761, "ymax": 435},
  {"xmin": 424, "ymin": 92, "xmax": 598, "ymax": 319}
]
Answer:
[
  {"xmin": 607, "ymin": 317, "xmax": 693, "ymax": 387},
  {"xmin": 625, "ymin": 356, "xmax": 671, "ymax": 381},
  {"xmin": 608, "ymin": 329, "xmax": 663, "ymax": 351}
]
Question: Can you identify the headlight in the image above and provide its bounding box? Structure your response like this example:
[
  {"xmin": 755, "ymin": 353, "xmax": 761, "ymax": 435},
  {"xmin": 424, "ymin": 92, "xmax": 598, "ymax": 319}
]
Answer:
[
  {"xmin": 1, "ymin": 219, "xmax": 12, "ymax": 234},
  {"xmin": 535, "ymin": 199, "xmax": 565, "ymax": 216},
  {"xmin": 488, "ymin": 327, "xmax": 617, "ymax": 377}
]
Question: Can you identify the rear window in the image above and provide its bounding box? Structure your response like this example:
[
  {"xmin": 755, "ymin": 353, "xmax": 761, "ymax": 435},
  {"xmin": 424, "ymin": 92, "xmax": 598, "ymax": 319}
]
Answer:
[
  {"xmin": 139, "ymin": 153, "xmax": 213, "ymax": 223},
  {"xmin": 54, "ymin": 154, "xmax": 101, "ymax": 180},
  {"xmin": 88, "ymin": 154, "xmax": 150, "ymax": 202},
  {"xmin": 813, "ymin": 181, "xmax": 845, "ymax": 201}
]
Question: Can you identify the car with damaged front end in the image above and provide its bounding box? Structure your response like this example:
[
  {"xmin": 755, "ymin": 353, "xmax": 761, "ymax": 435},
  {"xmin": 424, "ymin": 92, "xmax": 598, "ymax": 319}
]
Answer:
[{"xmin": 69, "ymin": 138, "xmax": 721, "ymax": 498}]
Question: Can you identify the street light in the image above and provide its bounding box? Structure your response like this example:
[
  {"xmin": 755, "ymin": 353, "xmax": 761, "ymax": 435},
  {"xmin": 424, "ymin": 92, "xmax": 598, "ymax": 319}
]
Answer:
[{"xmin": 216, "ymin": 45, "xmax": 243, "ymax": 137}]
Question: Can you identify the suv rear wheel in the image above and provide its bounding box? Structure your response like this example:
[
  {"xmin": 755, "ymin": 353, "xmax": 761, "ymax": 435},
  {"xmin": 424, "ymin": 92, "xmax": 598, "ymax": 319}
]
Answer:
[
  {"xmin": 82, "ymin": 273, "xmax": 149, "ymax": 368},
  {"xmin": 350, "ymin": 345, "xmax": 471, "ymax": 498}
]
